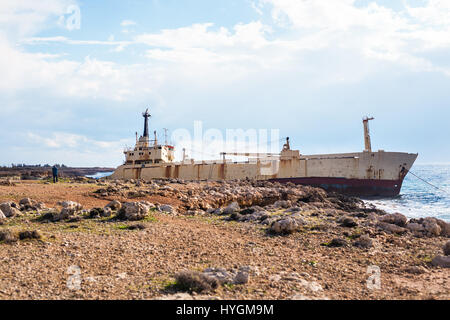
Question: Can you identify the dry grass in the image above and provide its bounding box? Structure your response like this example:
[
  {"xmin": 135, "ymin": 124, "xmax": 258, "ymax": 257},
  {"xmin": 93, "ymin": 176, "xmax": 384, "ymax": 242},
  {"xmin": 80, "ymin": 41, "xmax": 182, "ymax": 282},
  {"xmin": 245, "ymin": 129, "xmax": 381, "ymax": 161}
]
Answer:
[{"xmin": 171, "ymin": 271, "xmax": 219, "ymax": 293}]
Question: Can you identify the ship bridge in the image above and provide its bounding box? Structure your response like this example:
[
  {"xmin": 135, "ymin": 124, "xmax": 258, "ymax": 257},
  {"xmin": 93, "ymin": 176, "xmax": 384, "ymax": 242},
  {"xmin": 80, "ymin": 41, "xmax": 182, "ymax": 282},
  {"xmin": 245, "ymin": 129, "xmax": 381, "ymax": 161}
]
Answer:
[{"xmin": 124, "ymin": 109, "xmax": 174, "ymax": 166}]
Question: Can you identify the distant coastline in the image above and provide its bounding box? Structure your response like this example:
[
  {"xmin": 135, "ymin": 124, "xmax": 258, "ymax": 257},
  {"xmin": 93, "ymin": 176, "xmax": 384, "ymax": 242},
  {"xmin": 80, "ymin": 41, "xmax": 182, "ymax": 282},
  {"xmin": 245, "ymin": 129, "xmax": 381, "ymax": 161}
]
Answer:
[{"xmin": 0, "ymin": 166, "xmax": 115, "ymax": 179}]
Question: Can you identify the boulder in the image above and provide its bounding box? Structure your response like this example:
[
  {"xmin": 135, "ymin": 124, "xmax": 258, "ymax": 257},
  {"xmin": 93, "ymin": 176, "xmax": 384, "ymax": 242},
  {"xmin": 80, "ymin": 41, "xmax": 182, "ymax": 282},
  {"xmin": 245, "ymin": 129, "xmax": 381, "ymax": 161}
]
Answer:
[
  {"xmin": 378, "ymin": 213, "xmax": 407, "ymax": 227},
  {"xmin": 444, "ymin": 241, "xmax": 450, "ymax": 256},
  {"xmin": 209, "ymin": 208, "xmax": 222, "ymax": 215},
  {"xmin": 0, "ymin": 179, "xmax": 15, "ymax": 186},
  {"xmin": 59, "ymin": 202, "xmax": 83, "ymax": 219},
  {"xmin": 422, "ymin": 218, "xmax": 442, "ymax": 237},
  {"xmin": 376, "ymin": 222, "xmax": 408, "ymax": 235},
  {"xmin": 238, "ymin": 211, "xmax": 269, "ymax": 223},
  {"xmin": 240, "ymin": 208, "xmax": 256, "ymax": 215},
  {"xmin": 89, "ymin": 208, "xmax": 106, "ymax": 218},
  {"xmin": 403, "ymin": 266, "xmax": 427, "ymax": 275},
  {"xmin": 58, "ymin": 201, "xmax": 83, "ymax": 211},
  {"xmin": 159, "ymin": 204, "xmax": 175, "ymax": 214},
  {"xmin": 102, "ymin": 207, "xmax": 113, "ymax": 217},
  {"xmin": 406, "ymin": 222, "xmax": 424, "ymax": 233},
  {"xmin": 223, "ymin": 202, "xmax": 240, "ymax": 215},
  {"xmin": 353, "ymin": 234, "xmax": 373, "ymax": 249},
  {"xmin": 233, "ymin": 270, "xmax": 249, "ymax": 285},
  {"xmin": 431, "ymin": 256, "xmax": 450, "ymax": 268},
  {"xmin": 35, "ymin": 202, "xmax": 47, "ymax": 211},
  {"xmin": 408, "ymin": 217, "xmax": 449, "ymax": 237},
  {"xmin": 0, "ymin": 230, "xmax": 17, "ymax": 243},
  {"xmin": 19, "ymin": 198, "xmax": 33, "ymax": 207},
  {"xmin": 328, "ymin": 238, "xmax": 348, "ymax": 248},
  {"xmin": 174, "ymin": 270, "xmax": 219, "ymax": 293},
  {"xmin": 435, "ymin": 219, "xmax": 450, "ymax": 237},
  {"xmin": 340, "ymin": 216, "xmax": 358, "ymax": 228},
  {"xmin": 270, "ymin": 217, "xmax": 304, "ymax": 234},
  {"xmin": 128, "ymin": 223, "xmax": 147, "ymax": 230},
  {"xmin": 105, "ymin": 200, "xmax": 121, "ymax": 211},
  {"xmin": 18, "ymin": 230, "xmax": 42, "ymax": 240},
  {"xmin": 0, "ymin": 202, "xmax": 21, "ymax": 218},
  {"xmin": 203, "ymin": 268, "xmax": 234, "ymax": 284},
  {"xmin": 155, "ymin": 293, "xmax": 194, "ymax": 300},
  {"xmin": 118, "ymin": 202, "xmax": 151, "ymax": 221},
  {"xmin": 39, "ymin": 209, "xmax": 62, "ymax": 222},
  {"xmin": 274, "ymin": 200, "xmax": 291, "ymax": 209}
]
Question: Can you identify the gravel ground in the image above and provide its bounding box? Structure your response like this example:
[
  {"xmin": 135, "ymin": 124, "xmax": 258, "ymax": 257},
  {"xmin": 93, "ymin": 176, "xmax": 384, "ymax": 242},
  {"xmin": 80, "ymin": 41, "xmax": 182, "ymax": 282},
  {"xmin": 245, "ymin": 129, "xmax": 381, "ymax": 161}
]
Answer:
[{"xmin": 0, "ymin": 180, "xmax": 448, "ymax": 300}]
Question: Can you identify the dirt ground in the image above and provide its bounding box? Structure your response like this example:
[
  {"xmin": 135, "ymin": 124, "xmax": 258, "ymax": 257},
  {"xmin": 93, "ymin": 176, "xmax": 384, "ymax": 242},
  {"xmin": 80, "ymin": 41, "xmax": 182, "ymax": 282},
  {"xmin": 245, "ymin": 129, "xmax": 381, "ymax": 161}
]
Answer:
[{"xmin": 0, "ymin": 181, "xmax": 448, "ymax": 300}]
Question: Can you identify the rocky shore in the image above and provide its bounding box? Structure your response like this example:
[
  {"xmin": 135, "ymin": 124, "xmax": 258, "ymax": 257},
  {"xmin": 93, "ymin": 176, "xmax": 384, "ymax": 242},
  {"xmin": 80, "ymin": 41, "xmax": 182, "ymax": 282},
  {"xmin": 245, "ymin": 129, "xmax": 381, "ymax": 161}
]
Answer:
[{"xmin": 0, "ymin": 178, "xmax": 448, "ymax": 300}]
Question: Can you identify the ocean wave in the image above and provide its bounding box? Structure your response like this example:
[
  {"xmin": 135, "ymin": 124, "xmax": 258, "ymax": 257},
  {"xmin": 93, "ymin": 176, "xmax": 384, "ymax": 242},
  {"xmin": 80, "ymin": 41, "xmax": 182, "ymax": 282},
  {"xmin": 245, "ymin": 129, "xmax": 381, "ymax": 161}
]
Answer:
[{"xmin": 365, "ymin": 164, "xmax": 450, "ymax": 222}]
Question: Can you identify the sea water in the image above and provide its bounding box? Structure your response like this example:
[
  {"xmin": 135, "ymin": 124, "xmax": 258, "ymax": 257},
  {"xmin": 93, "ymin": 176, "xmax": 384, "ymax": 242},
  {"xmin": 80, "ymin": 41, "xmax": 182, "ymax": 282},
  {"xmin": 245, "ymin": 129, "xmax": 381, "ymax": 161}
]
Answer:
[
  {"xmin": 366, "ymin": 164, "xmax": 450, "ymax": 222},
  {"xmin": 85, "ymin": 171, "xmax": 113, "ymax": 179}
]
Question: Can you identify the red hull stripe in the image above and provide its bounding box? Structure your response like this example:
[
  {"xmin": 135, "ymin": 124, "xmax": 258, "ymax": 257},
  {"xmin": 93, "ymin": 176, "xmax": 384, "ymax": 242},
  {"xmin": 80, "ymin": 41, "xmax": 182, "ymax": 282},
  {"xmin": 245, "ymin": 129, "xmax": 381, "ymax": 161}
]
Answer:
[{"xmin": 268, "ymin": 177, "xmax": 404, "ymax": 197}]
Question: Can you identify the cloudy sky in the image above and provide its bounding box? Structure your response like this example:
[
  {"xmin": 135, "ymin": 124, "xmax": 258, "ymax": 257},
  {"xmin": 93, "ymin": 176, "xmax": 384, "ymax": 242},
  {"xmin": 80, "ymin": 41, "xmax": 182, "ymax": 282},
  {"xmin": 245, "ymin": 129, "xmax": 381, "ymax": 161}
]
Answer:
[{"xmin": 1, "ymin": 0, "xmax": 450, "ymax": 167}]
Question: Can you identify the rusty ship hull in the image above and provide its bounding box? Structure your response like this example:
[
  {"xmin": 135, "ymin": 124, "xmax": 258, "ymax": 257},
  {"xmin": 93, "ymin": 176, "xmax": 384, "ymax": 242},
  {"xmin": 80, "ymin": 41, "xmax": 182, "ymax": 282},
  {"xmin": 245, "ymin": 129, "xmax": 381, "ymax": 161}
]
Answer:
[
  {"xmin": 110, "ymin": 150, "xmax": 418, "ymax": 197},
  {"xmin": 109, "ymin": 112, "xmax": 418, "ymax": 197},
  {"xmin": 269, "ymin": 177, "xmax": 404, "ymax": 197}
]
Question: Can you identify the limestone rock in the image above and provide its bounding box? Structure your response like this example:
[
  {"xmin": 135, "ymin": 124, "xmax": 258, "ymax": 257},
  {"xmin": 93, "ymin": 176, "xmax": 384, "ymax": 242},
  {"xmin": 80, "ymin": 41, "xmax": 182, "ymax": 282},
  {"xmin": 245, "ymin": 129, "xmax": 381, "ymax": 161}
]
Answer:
[
  {"xmin": 340, "ymin": 216, "xmax": 358, "ymax": 228},
  {"xmin": 270, "ymin": 217, "xmax": 304, "ymax": 234},
  {"xmin": 378, "ymin": 213, "xmax": 407, "ymax": 227},
  {"xmin": 102, "ymin": 207, "xmax": 113, "ymax": 217},
  {"xmin": 431, "ymin": 256, "xmax": 450, "ymax": 268},
  {"xmin": 58, "ymin": 201, "xmax": 83, "ymax": 211},
  {"xmin": 223, "ymin": 202, "xmax": 240, "ymax": 215},
  {"xmin": 406, "ymin": 223, "xmax": 424, "ymax": 233},
  {"xmin": 58, "ymin": 201, "xmax": 83, "ymax": 220},
  {"xmin": 233, "ymin": 270, "xmax": 249, "ymax": 285},
  {"xmin": 274, "ymin": 200, "xmax": 291, "ymax": 208},
  {"xmin": 18, "ymin": 230, "xmax": 42, "ymax": 240},
  {"xmin": 202, "ymin": 268, "xmax": 234, "ymax": 284},
  {"xmin": 155, "ymin": 293, "xmax": 194, "ymax": 300},
  {"xmin": 105, "ymin": 200, "xmax": 121, "ymax": 211},
  {"xmin": 376, "ymin": 222, "xmax": 408, "ymax": 235},
  {"xmin": 118, "ymin": 202, "xmax": 151, "ymax": 221},
  {"xmin": 159, "ymin": 204, "xmax": 175, "ymax": 214},
  {"xmin": 0, "ymin": 230, "xmax": 17, "ymax": 243},
  {"xmin": 403, "ymin": 266, "xmax": 427, "ymax": 275},
  {"xmin": 444, "ymin": 241, "xmax": 450, "ymax": 256},
  {"xmin": 422, "ymin": 218, "xmax": 442, "ymax": 237},
  {"xmin": 328, "ymin": 238, "xmax": 348, "ymax": 248},
  {"xmin": 353, "ymin": 234, "xmax": 373, "ymax": 249},
  {"xmin": 408, "ymin": 217, "xmax": 449, "ymax": 237},
  {"xmin": 0, "ymin": 202, "xmax": 21, "ymax": 218},
  {"xmin": 435, "ymin": 219, "xmax": 450, "ymax": 237},
  {"xmin": 19, "ymin": 198, "xmax": 33, "ymax": 207}
]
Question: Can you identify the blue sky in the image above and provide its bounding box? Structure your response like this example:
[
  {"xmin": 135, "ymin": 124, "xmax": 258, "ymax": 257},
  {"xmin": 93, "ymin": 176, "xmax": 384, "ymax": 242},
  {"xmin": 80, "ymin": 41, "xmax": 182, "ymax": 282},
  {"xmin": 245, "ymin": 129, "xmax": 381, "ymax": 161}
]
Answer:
[{"xmin": 1, "ymin": 0, "xmax": 450, "ymax": 167}]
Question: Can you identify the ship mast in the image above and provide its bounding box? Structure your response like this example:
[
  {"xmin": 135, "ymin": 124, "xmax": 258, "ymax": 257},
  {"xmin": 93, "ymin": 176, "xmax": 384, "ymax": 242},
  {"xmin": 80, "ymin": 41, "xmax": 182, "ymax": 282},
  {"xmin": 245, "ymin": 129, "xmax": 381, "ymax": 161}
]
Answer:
[
  {"xmin": 363, "ymin": 116, "xmax": 374, "ymax": 152},
  {"xmin": 142, "ymin": 108, "xmax": 151, "ymax": 138}
]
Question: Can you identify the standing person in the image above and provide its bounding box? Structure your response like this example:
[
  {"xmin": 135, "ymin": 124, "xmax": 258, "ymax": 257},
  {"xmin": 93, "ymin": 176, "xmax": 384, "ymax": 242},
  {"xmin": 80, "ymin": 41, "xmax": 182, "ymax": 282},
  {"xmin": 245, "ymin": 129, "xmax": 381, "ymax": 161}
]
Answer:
[{"xmin": 52, "ymin": 165, "xmax": 58, "ymax": 183}]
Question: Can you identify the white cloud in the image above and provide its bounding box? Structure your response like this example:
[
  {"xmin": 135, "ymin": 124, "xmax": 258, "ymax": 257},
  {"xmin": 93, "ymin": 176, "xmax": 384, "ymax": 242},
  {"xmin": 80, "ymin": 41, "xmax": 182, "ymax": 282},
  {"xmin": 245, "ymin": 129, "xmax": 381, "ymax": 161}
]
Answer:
[
  {"xmin": 257, "ymin": 0, "xmax": 450, "ymax": 74},
  {"xmin": 22, "ymin": 132, "xmax": 132, "ymax": 166},
  {"xmin": 4, "ymin": 0, "xmax": 450, "ymax": 104},
  {"xmin": 0, "ymin": 0, "xmax": 77, "ymax": 38},
  {"xmin": 27, "ymin": 131, "xmax": 131, "ymax": 150},
  {"xmin": 120, "ymin": 19, "xmax": 136, "ymax": 27},
  {"xmin": 2, "ymin": 0, "xmax": 450, "ymax": 165}
]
